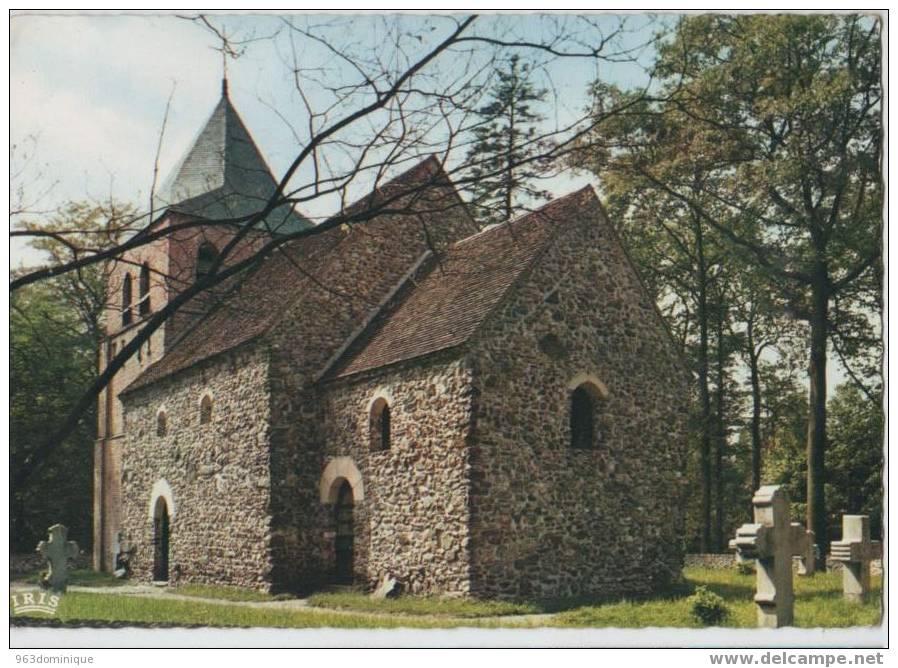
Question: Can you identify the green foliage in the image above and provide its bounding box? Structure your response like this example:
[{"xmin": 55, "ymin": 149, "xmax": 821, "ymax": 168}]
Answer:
[
  {"xmin": 11, "ymin": 281, "xmax": 97, "ymax": 551},
  {"xmin": 736, "ymin": 561, "xmax": 755, "ymax": 576},
  {"xmin": 824, "ymin": 384, "xmax": 883, "ymax": 539},
  {"xmin": 11, "ymin": 199, "xmax": 136, "ymax": 552},
  {"xmin": 463, "ymin": 55, "xmax": 552, "ymax": 226},
  {"xmin": 689, "ymin": 585, "xmax": 729, "ymax": 626},
  {"xmin": 763, "ymin": 382, "xmax": 883, "ymax": 543}
]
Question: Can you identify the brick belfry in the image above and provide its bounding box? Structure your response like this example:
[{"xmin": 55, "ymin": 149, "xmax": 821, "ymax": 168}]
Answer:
[{"xmin": 93, "ymin": 79, "xmax": 309, "ymax": 570}]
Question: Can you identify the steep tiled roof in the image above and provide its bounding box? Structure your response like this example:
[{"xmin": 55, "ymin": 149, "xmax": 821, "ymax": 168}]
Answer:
[
  {"xmin": 125, "ymin": 156, "xmax": 474, "ymax": 393},
  {"xmin": 326, "ymin": 187, "xmax": 598, "ymax": 379},
  {"xmin": 155, "ymin": 84, "xmax": 310, "ymax": 235}
]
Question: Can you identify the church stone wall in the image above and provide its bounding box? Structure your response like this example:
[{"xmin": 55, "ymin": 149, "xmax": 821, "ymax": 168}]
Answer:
[
  {"xmin": 262, "ymin": 183, "xmax": 478, "ymax": 592},
  {"xmin": 96, "ymin": 211, "xmax": 269, "ymax": 570},
  {"xmin": 319, "ymin": 354, "xmax": 475, "ymax": 596},
  {"xmin": 119, "ymin": 343, "xmax": 274, "ymax": 590},
  {"xmin": 466, "ymin": 205, "xmax": 690, "ymax": 601}
]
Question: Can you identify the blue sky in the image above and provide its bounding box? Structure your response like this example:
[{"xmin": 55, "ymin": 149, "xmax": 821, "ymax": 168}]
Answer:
[{"xmin": 10, "ymin": 11, "xmax": 664, "ymax": 265}]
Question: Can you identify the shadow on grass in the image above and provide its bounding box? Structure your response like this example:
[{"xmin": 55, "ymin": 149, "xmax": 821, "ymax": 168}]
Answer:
[{"xmin": 18, "ymin": 568, "xmax": 127, "ymax": 588}]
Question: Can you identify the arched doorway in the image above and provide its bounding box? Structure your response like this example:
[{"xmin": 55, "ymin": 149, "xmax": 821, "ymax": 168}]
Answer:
[
  {"xmin": 153, "ymin": 497, "xmax": 170, "ymax": 582},
  {"xmin": 334, "ymin": 481, "xmax": 354, "ymax": 584}
]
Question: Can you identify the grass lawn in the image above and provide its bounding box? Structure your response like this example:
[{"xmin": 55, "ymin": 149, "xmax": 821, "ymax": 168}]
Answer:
[
  {"xmin": 307, "ymin": 591, "xmax": 540, "ymax": 618},
  {"xmin": 171, "ymin": 584, "xmax": 294, "ymax": 603},
  {"xmin": 11, "ymin": 567, "xmax": 883, "ymax": 629},
  {"xmin": 10, "ymin": 591, "xmax": 510, "ymax": 629},
  {"xmin": 555, "ymin": 568, "xmax": 883, "ymax": 628}
]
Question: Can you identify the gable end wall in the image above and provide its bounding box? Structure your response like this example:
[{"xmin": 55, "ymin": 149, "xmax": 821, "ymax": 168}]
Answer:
[{"xmin": 467, "ymin": 204, "xmax": 690, "ymax": 600}]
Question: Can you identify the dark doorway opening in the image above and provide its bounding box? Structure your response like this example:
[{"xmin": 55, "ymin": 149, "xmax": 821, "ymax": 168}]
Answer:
[
  {"xmin": 334, "ymin": 481, "xmax": 354, "ymax": 584},
  {"xmin": 153, "ymin": 498, "xmax": 170, "ymax": 582}
]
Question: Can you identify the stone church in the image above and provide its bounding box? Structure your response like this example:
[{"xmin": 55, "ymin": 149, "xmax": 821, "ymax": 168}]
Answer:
[{"xmin": 94, "ymin": 82, "xmax": 690, "ymax": 600}]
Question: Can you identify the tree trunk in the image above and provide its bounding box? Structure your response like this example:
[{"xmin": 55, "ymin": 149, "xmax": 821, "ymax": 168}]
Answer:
[
  {"xmin": 748, "ymin": 348, "xmax": 763, "ymax": 496},
  {"xmin": 806, "ymin": 278, "xmax": 829, "ymax": 564},
  {"xmin": 504, "ymin": 92, "xmax": 516, "ymax": 223},
  {"xmin": 695, "ymin": 217, "xmax": 712, "ymax": 553},
  {"xmin": 713, "ymin": 302, "xmax": 726, "ymax": 551},
  {"xmin": 744, "ymin": 311, "xmax": 764, "ymax": 504}
]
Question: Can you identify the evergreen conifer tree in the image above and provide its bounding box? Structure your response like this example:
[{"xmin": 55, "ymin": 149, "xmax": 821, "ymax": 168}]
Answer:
[{"xmin": 464, "ymin": 55, "xmax": 551, "ymax": 227}]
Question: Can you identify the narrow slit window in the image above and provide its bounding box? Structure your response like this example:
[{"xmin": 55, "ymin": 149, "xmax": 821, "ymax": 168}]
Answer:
[
  {"xmin": 156, "ymin": 410, "xmax": 167, "ymax": 437},
  {"xmin": 139, "ymin": 263, "xmax": 151, "ymax": 315},
  {"xmin": 196, "ymin": 243, "xmax": 218, "ymax": 280},
  {"xmin": 122, "ymin": 274, "xmax": 133, "ymax": 326},
  {"xmin": 200, "ymin": 394, "xmax": 213, "ymax": 425},
  {"xmin": 570, "ymin": 386, "xmax": 596, "ymax": 450},
  {"xmin": 370, "ymin": 398, "xmax": 391, "ymax": 451}
]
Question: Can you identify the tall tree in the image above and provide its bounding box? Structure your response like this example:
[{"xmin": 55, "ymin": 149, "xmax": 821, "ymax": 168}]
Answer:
[
  {"xmin": 581, "ymin": 94, "xmax": 738, "ymax": 551},
  {"xmin": 584, "ymin": 14, "xmax": 882, "ymax": 553},
  {"xmin": 10, "ymin": 200, "xmax": 134, "ymax": 550},
  {"xmin": 11, "ymin": 278, "xmax": 96, "ymax": 550},
  {"xmin": 463, "ymin": 54, "xmax": 552, "ymax": 226}
]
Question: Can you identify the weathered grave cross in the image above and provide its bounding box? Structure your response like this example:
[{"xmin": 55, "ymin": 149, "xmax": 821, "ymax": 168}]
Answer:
[
  {"xmin": 36, "ymin": 524, "xmax": 79, "ymax": 592},
  {"xmin": 730, "ymin": 485, "xmax": 799, "ymax": 628},
  {"xmin": 790, "ymin": 523, "xmax": 816, "ymax": 576},
  {"xmin": 830, "ymin": 515, "xmax": 881, "ymax": 602},
  {"xmin": 729, "ymin": 523, "xmax": 816, "ymax": 575}
]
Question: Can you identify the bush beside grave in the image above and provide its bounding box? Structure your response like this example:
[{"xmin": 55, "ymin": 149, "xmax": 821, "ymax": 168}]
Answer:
[{"xmin": 689, "ymin": 586, "xmax": 729, "ymax": 626}]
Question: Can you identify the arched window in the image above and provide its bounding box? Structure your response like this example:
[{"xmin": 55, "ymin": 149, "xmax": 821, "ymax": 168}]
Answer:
[
  {"xmin": 199, "ymin": 394, "xmax": 213, "ymax": 425},
  {"xmin": 370, "ymin": 398, "xmax": 391, "ymax": 451},
  {"xmin": 156, "ymin": 410, "xmax": 167, "ymax": 437},
  {"xmin": 196, "ymin": 243, "xmax": 218, "ymax": 280},
  {"xmin": 139, "ymin": 263, "xmax": 151, "ymax": 315},
  {"xmin": 570, "ymin": 386, "xmax": 596, "ymax": 450},
  {"xmin": 121, "ymin": 274, "xmax": 133, "ymax": 326}
]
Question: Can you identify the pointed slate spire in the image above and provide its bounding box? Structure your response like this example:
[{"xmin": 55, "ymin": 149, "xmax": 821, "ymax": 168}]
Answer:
[{"xmin": 155, "ymin": 84, "xmax": 310, "ymax": 234}]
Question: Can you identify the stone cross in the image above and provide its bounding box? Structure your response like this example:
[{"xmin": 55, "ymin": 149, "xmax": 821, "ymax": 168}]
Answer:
[
  {"xmin": 730, "ymin": 485, "xmax": 795, "ymax": 628},
  {"xmin": 790, "ymin": 523, "xmax": 817, "ymax": 576},
  {"xmin": 36, "ymin": 524, "xmax": 79, "ymax": 592},
  {"xmin": 728, "ymin": 522, "xmax": 816, "ymax": 576},
  {"xmin": 830, "ymin": 515, "xmax": 881, "ymax": 602}
]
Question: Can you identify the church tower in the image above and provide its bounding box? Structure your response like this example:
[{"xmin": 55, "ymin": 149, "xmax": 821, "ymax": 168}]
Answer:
[{"xmin": 93, "ymin": 81, "xmax": 309, "ymax": 570}]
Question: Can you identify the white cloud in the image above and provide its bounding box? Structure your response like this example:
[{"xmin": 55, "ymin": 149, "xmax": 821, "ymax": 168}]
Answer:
[{"xmin": 10, "ymin": 14, "xmax": 224, "ymax": 212}]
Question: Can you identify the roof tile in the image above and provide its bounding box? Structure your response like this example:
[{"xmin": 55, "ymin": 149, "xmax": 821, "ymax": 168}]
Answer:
[{"xmin": 327, "ymin": 187, "xmax": 598, "ymax": 379}]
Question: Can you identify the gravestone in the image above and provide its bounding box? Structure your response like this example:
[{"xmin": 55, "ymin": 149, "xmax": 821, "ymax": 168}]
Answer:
[
  {"xmin": 729, "ymin": 522, "xmax": 816, "ymax": 576},
  {"xmin": 730, "ymin": 485, "xmax": 795, "ymax": 628},
  {"xmin": 371, "ymin": 573, "xmax": 401, "ymax": 599},
  {"xmin": 36, "ymin": 524, "xmax": 79, "ymax": 592},
  {"xmin": 830, "ymin": 515, "xmax": 881, "ymax": 602},
  {"xmin": 790, "ymin": 523, "xmax": 817, "ymax": 576}
]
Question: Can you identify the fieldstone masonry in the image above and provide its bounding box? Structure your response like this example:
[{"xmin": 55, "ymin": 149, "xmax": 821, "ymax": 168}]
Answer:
[
  {"xmin": 830, "ymin": 515, "xmax": 881, "ymax": 602},
  {"xmin": 104, "ymin": 89, "xmax": 689, "ymax": 601},
  {"xmin": 119, "ymin": 345, "xmax": 273, "ymax": 589}
]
